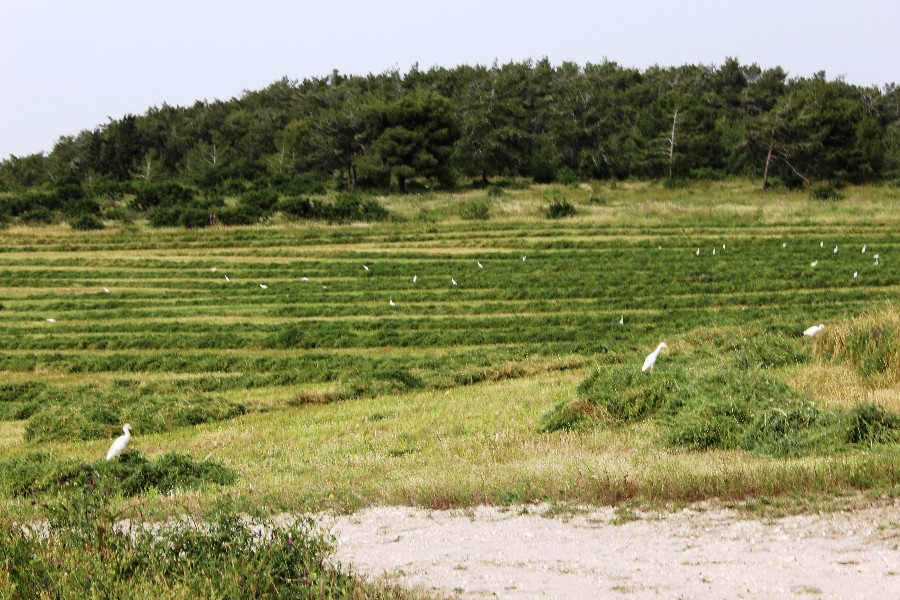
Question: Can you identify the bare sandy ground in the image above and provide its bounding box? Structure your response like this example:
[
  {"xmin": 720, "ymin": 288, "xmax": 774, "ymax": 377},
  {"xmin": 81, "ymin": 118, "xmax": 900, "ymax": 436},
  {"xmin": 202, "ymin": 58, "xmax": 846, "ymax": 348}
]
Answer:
[{"xmin": 326, "ymin": 500, "xmax": 900, "ymax": 599}]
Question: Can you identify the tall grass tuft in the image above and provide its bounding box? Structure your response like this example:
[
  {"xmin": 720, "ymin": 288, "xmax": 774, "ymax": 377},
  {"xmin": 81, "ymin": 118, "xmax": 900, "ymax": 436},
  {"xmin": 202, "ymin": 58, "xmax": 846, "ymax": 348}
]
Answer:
[{"xmin": 814, "ymin": 305, "xmax": 899, "ymax": 381}]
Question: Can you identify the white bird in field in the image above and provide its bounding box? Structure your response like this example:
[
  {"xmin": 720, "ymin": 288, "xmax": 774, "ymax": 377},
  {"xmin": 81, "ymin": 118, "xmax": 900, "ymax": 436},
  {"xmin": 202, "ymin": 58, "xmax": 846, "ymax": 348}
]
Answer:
[
  {"xmin": 834, "ymin": 245, "xmax": 839, "ymax": 254},
  {"xmin": 619, "ymin": 315, "xmax": 624, "ymax": 325},
  {"xmin": 389, "ymin": 299, "xmax": 396, "ymax": 307},
  {"xmin": 224, "ymin": 275, "xmax": 230, "ymax": 282},
  {"xmin": 211, "ymin": 267, "xmax": 217, "ymax": 273},
  {"xmin": 862, "ymin": 245, "xmax": 867, "ymax": 254},
  {"xmin": 820, "ymin": 241, "xmax": 824, "ymax": 248},
  {"xmin": 522, "ymin": 256, "xmax": 527, "ymax": 261},
  {"xmin": 478, "ymin": 261, "xmax": 483, "ymax": 269},
  {"xmin": 803, "ymin": 324, "xmax": 825, "ymax": 337},
  {"xmin": 811, "ymin": 260, "xmax": 818, "ymax": 268},
  {"xmin": 782, "ymin": 242, "xmax": 787, "ymax": 248},
  {"xmin": 641, "ymin": 342, "xmax": 668, "ymax": 373},
  {"xmin": 260, "ymin": 284, "xmax": 268, "ymax": 289},
  {"xmin": 451, "ymin": 278, "xmax": 458, "ymax": 286},
  {"xmin": 853, "ymin": 271, "xmax": 858, "ymax": 278},
  {"xmin": 413, "ymin": 275, "xmax": 417, "ymax": 283},
  {"xmin": 696, "ymin": 248, "xmax": 700, "ymax": 256},
  {"xmin": 46, "ymin": 318, "xmax": 56, "ymax": 323},
  {"xmin": 722, "ymin": 244, "xmax": 726, "ymax": 250},
  {"xmin": 300, "ymin": 277, "xmax": 309, "ymax": 282},
  {"xmin": 713, "ymin": 248, "xmax": 716, "ymax": 255},
  {"xmin": 103, "ymin": 288, "xmax": 110, "ymax": 293},
  {"xmin": 106, "ymin": 424, "xmax": 133, "ymax": 460},
  {"xmin": 363, "ymin": 265, "xmax": 369, "ymax": 271}
]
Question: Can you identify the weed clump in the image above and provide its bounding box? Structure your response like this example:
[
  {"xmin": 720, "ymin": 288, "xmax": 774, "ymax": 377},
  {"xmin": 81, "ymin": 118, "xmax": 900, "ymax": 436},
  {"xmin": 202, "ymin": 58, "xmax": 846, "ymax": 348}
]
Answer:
[
  {"xmin": 0, "ymin": 451, "xmax": 236, "ymax": 498},
  {"xmin": 814, "ymin": 306, "xmax": 899, "ymax": 381},
  {"xmin": 541, "ymin": 327, "xmax": 900, "ymax": 457}
]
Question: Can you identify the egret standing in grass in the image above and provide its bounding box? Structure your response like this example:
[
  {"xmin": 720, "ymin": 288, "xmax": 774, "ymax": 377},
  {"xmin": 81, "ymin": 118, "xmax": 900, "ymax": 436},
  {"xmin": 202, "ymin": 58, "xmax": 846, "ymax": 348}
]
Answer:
[
  {"xmin": 106, "ymin": 424, "xmax": 133, "ymax": 460},
  {"xmin": 803, "ymin": 324, "xmax": 825, "ymax": 337},
  {"xmin": 451, "ymin": 278, "xmax": 457, "ymax": 286},
  {"xmin": 641, "ymin": 342, "xmax": 668, "ymax": 373},
  {"xmin": 363, "ymin": 265, "xmax": 369, "ymax": 271},
  {"xmin": 46, "ymin": 318, "xmax": 56, "ymax": 323},
  {"xmin": 811, "ymin": 260, "xmax": 818, "ymax": 268},
  {"xmin": 862, "ymin": 245, "xmax": 867, "ymax": 254},
  {"xmin": 478, "ymin": 261, "xmax": 483, "ymax": 269},
  {"xmin": 619, "ymin": 315, "xmax": 624, "ymax": 325},
  {"xmin": 412, "ymin": 275, "xmax": 417, "ymax": 283},
  {"xmin": 389, "ymin": 299, "xmax": 396, "ymax": 307},
  {"xmin": 260, "ymin": 284, "xmax": 268, "ymax": 289}
]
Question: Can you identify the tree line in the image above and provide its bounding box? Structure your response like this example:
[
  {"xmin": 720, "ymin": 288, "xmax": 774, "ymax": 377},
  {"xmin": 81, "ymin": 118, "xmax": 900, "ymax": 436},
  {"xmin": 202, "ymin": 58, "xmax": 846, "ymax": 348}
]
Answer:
[{"xmin": 2, "ymin": 58, "xmax": 899, "ymax": 195}]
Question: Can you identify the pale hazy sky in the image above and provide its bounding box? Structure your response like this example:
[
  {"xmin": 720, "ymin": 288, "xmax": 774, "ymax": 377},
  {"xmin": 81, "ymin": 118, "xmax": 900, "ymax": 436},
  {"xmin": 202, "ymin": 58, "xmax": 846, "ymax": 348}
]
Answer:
[{"xmin": 1, "ymin": 0, "xmax": 898, "ymax": 158}]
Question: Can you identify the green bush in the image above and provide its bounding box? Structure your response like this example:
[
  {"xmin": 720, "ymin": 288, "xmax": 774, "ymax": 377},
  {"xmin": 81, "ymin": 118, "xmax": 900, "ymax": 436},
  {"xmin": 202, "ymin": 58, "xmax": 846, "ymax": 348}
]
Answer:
[
  {"xmin": 277, "ymin": 196, "xmax": 317, "ymax": 218},
  {"xmin": 845, "ymin": 403, "xmax": 900, "ymax": 445},
  {"xmin": 810, "ymin": 182, "xmax": 844, "ymax": 201},
  {"xmin": 70, "ymin": 214, "xmax": 104, "ymax": 230},
  {"xmin": 134, "ymin": 182, "xmax": 196, "ymax": 211},
  {"xmin": 459, "ymin": 198, "xmax": 491, "ymax": 220},
  {"xmin": 547, "ymin": 199, "xmax": 576, "ymax": 219}
]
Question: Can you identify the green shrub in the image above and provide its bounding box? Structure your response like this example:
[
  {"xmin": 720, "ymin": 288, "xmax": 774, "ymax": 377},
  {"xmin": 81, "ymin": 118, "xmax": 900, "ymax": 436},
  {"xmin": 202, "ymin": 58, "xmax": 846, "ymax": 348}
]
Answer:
[
  {"xmin": 70, "ymin": 214, "xmax": 104, "ymax": 230},
  {"xmin": 459, "ymin": 198, "xmax": 491, "ymax": 221},
  {"xmin": 134, "ymin": 182, "xmax": 196, "ymax": 211},
  {"xmin": 277, "ymin": 196, "xmax": 317, "ymax": 218},
  {"xmin": 547, "ymin": 199, "xmax": 576, "ymax": 219},
  {"xmin": 239, "ymin": 189, "xmax": 279, "ymax": 213},
  {"xmin": 810, "ymin": 182, "xmax": 844, "ymax": 201},
  {"xmin": 845, "ymin": 403, "xmax": 900, "ymax": 445}
]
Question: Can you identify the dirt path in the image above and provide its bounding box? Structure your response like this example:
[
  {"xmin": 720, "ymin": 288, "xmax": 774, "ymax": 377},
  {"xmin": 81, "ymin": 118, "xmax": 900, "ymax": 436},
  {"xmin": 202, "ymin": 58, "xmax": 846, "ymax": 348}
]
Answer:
[{"xmin": 327, "ymin": 501, "xmax": 900, "ymax": 599}]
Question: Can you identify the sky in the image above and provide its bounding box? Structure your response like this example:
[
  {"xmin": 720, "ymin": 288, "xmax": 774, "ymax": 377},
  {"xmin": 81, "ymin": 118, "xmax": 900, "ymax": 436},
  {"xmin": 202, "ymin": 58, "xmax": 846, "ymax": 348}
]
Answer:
[{"xmin": 2, "ymin": 0, "xmax": 899, "ymax": 158}]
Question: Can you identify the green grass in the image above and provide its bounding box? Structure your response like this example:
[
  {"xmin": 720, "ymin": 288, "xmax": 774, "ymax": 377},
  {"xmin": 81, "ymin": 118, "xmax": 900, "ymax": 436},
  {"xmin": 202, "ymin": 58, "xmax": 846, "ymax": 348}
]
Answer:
[{"xmin": 0, "ymin": 179, "xmax": 897, "ymax": 519}]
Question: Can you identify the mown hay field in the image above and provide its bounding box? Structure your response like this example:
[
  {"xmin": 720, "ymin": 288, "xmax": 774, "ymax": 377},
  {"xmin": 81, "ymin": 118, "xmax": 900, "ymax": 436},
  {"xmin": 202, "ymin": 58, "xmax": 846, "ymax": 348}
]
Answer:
[{"xmin": 0, "ymin": 181, "xmax": 898, "ymax": 516}]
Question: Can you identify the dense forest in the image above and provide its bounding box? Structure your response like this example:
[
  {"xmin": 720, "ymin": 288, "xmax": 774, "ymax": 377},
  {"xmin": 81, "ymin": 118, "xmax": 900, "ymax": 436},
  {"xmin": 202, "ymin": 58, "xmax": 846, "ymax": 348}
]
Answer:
[{"xmin": 1, "ymin": 59, "xmax": 898, "ymax": 226}]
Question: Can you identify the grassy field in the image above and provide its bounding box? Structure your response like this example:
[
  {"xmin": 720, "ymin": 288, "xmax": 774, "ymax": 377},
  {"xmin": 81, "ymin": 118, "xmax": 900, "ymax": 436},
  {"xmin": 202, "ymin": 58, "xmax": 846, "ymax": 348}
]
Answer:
[{"xmin": 0, "ymin": 179, "xmax": 898, "ymax": 522}]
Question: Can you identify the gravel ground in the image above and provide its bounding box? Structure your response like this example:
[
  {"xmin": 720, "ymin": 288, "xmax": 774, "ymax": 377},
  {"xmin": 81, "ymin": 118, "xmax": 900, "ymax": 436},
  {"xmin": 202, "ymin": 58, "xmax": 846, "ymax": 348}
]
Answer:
[{"xmin": 326, "ymin": 500, "xmax": 900, "ymax": 599}]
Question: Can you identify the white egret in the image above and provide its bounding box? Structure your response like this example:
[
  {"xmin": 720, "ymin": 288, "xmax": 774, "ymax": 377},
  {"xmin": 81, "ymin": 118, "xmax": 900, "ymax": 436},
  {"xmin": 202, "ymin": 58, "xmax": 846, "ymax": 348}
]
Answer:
[
  {"xmin": 853, "ymin": 271, "xmax": 858, "ymax": 278},
  {"xmin": 641, "ymin": 342, "xmax": 668, "ymax": 373},
  {"xmin": 803, "ymin": 324, "xmax": 825, "ymax": 337},
  {"xmin": 211, "ymin": 267, "xmax": 217, "ymax": 273},
  {"xmin": 106, "ymin": 424, "xmax": 133, "ymax": 460},
  {"xmin": 820, "ymin": 241, "xmax": 824, "ymax": 248},
  {"xmin": 619, "ymin": 315, "xmax": 624, "ymax": 325},
  {"xmin": 413, "ymin": 275, "xmax": 417, "ymax": 283},
  {"xmin": 260, "ymin": 284, "xmax": 268, "ymax": 289},
  {"xmin": 713, "ymin": 248, "xmax": 716, "ymax": 255},
  {"xmin": 300, "ymin": 277, "xmax": 310, "ymax": 282},
  {"xmin": 834, "ymin": 245, "xmax": 839, "ymax": 254},
  {"xmin": 478, "ymin": 262, "xmax": 483, "ymax": 269},
  {"xmin": 46, "ymin": 318, "xmax": 56, "ymax": 323},
  {"xmin": 811, "ymin": 260, "xmax": 818, "ymax": 267},
  {"xmin": 451, "ymin": 278, "xmax": 458, "ymax": 286},
  {"xmin": 723, "ymin": 244, "xmax": 726, "ymax": 250},
  {"xmin": 782, "ymin": 242, "xmax": 787, "ymax": 248},
  {"xmin": 363, "ymin": 265, "xmax": 369, "ymax": 271},
  {"xmin": 224, "ymin": 275, "xmax": 230, "ymax": 282},
  {"xmin": 103, "ymin": 288, "xmax": 110, "ymax": 293},
  {"xmin": 862, "ymin": 245, "xmax": 867, "ymax": 254},
  {"xmin": 522, "ymin": 256, "xmax": 527, "ymax": 261},
  {"xmin": 389, "ymin": 299, "xmax": 396, "ymax": 307},
  {"xmin": 696, "ymin": 248, "xmax": 700, "ymax": 255}
]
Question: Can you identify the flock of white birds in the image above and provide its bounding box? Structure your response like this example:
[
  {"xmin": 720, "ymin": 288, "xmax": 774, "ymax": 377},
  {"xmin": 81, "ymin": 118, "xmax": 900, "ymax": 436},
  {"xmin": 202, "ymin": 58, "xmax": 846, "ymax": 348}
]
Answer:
[{"xmin": 84, "ymin": 239, "xmax": 880, "ymax": 459}]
